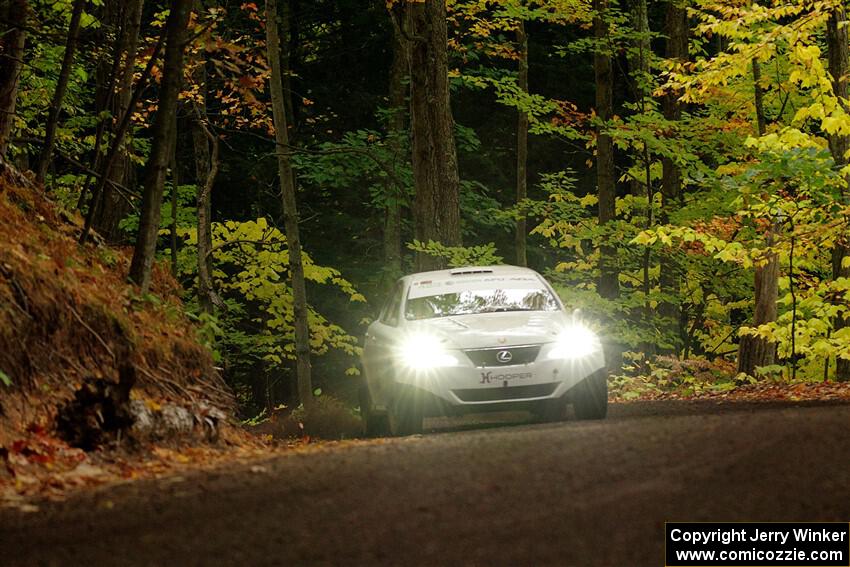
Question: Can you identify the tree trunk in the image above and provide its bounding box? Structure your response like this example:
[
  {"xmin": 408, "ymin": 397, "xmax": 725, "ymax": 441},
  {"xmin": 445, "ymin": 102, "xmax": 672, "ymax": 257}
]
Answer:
[
  {"xmin": 627, "ymin": 0, "xmax": 649, "ymax": 198},
  {"xmin": 281, "ymin": 0, "xmax": 296, "ymax": 130},
  {"xmin": 737, "ymin": 244, "xmax": 779, "ymax": 376},
  {"xmin": 194, "ymin": 116, "xmax": 221, "ymax": 313},
  {"xmin": 191, "ymin": 32, "xmax": 222, "ymax": 313},
  {"xmin": 659, "ymin": 0, "xmax": 688, "ymax": 353},
  {"xmin": 35, "ymin": 0, "xmax": 86, "ymax": 184},
  {"xmin": 169, "ymin": 126, "xmax": 179, "ymax": 277},
  {"xmin": 192, "ymin": 72, "xmax": 214, "ymax": 312},
  {"xmin": 128, "ymin": 0, "xmax": 192, "ymax": 291},
  {"xmin": 515, "ymin": 20, "xmax": 529, "ymax": 268},
  {"xmin": 628, "ymin": 0, "xmax": 650, "ymax": 106},
  {"xmin": 385, "ymin": 8, "xmax": 409, "ymax": 277},
  {"xmin": 81, "ymin": 29, "xmax": 165, "ymax": 245},
  {"xmin": 752, "ymin": 60, "xmax": 767, "ymax": 137},
  {"xmin": 92, "ymin": 0, "xmax": 144, "ymax": 242},
  {"xmin": 594, "ymin": 0, "xmax": 618, "ymax": 300},
  {"xmin": 736, "ymin": 46, "xmax": 778, "ymax": 377},
  {"xmin": 827, "ymin": 6, "xmax": 850, "ymax": 380},
  {"xmin": 407, "ymin": 0, "xmax": 462, "ymax": 272},
  {"xmin": 629, "ymin": 0, "xmax": 654, "ymax": 363},
  {"xmin": 0, "ymin": 0, "xmax": 27, "ymax": 159},
  {"xmin": 266, "ymin": 0, "xmax": 313, "ymax": 408},
  {"xmin": 660, "ymin": 0, "xmax": 688, "ymax": 221},
  {"xmin": 76, "ymin": 0, "xmax": 127, "ymax": 212}
]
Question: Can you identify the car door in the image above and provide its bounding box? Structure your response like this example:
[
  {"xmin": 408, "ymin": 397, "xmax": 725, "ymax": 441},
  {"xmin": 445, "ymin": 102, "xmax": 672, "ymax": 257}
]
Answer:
[{"xmin": 362, "ymin": 281, "xmax": 404, "ymax": 408}]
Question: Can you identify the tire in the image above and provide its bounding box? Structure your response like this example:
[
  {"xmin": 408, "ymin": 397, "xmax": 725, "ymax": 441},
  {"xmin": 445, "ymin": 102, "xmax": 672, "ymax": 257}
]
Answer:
[
  {"xmin": 359, "ymin": 383, "xmax": 389, "ymax": 437},
  {"xmin": 533, "ymin": 397, "xmax": 567, "ymax": 423},
  {"xmin": 389, "ymin": 385, "xmax": 424, "ymax": 436},
  {"xmin": 573, "ymin": 368, "xmax": 608, "ymax": 420}
]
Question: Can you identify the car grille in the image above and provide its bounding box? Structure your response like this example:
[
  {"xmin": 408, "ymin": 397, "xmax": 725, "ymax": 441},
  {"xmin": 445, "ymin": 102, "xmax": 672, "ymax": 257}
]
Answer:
[
  {"xmin": 463, "ymin": 345, "xmax": 542, "ymax": 367},
  {"xmin": 453, "ymin": 382, "xmax": 559, "ymax": 402}
]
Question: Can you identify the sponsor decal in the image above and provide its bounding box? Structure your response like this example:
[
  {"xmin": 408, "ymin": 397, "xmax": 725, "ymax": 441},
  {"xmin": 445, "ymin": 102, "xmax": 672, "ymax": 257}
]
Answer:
[{"xmin": 480, "ymin": 371, "xmax": 532, "ymax": 384}]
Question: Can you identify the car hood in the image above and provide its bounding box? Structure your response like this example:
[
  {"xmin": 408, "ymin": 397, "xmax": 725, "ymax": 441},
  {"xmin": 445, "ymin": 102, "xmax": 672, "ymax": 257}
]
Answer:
[{"xmin": 407, "ymin": 311, "xmax": 567, "ymax": 350}]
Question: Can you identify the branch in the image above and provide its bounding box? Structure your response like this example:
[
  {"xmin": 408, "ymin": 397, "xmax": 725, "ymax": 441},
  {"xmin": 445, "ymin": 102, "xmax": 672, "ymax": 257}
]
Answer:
[
  {"xmin": 205, "ymin": 234, "xmax": 283, "ymax": 260},
  {"xmin": 14, "ymin": 136, "xmax": 140, "ymax": 207},
  {"xmin": 69, "ymin": 305, "xmax": 115, "ymax": 360}
]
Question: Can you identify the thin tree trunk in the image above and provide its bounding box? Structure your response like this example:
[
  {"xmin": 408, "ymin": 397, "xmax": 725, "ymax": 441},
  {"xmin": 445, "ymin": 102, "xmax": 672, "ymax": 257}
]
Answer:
[
  {"xmin": 384, "ymin": 7, "xmax": 408, "ymax": 277},
  {"xmin": 737, "ymin": 242, "xmax": 779, "ymax": 376},
  {"xmin": 628, "ymin": 0, "xmax": 650, "ymax": 199},
  {"xmin": 80, "ymin": 30, "xmax": 167, "ymax": 244},
  {"xmin": 736, "ymin": 52, "xmax": 778, "ymax": 376},
  {"xmin": 266, "ymin": 0, "xmax": 313, "ymax": 408},
  {"xmin": 35, "ymin": 0, "xmax": 86, "ymax": 184},
  {"xmin": 629, "ymin": 0, "xmax": 650, "ymax": 100},
  {"xmin": 192, "ymin": 73, "xmax": 214, "ymax": 312},
  {"xmin": 594, "ymin": 0, "xmax": 618, "ymax": 300},
  {"xmin": 0, "ymin": 0, "xmax": 27, "ymax": 159},
  {"xmin": 827, "ymin": 6, "xmax": 850, "ymax": 380},
  {"xmin": 76, "ymin": 0, "xmax": 127, "ymax": 212},
  {"xmin": 194, "ymin": 114, "xmax": 221, "ymax": 312},
  {"xmin": 191, "ymin": 29, "xmax": 222, "ymax": 312},
  {"xmin": 128, "ymin": 0, "xmax": 192, "ymax": 290},
  {"xmin": 630, "ymin": 0, "xmax": 653, "ymax": 363},
  {"xmin": 91, "ymin": 0, "xmax": 144, "ymax": 241},
  {"xmin": 659, "ymin": 0, "xmax": 688, "ymax": 354},
  {"xmin": 515, "ymin": 20, "xmax": 529, "ymax": 267},
  {"xmin": 281, "ymin": 0, "xmax": 295, "ymax": 130},
  {"xmin": 169, "ymin": 130, "xmax": 179, "ymax": 277},
  {"xmin": 752, "ymin": 60, "xmax": 767, "ymax": 137},
  {"xmin": 407, "ymin": 0, "xmax": 462, "ymax": 271},
  {"xmin": 80, "ymin": 29, "xmax": 165, "ymax": 244}
]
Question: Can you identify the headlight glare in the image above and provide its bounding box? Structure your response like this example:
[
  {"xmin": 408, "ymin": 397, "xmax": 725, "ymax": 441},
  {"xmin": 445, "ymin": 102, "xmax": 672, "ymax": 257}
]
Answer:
[
  {"xmin": 548, "ymin": 325, "xmax": 600, "ymax": 360},
  {"xmin": 398, "ymin": 333, "xmax": 459, "ymax": 369}
]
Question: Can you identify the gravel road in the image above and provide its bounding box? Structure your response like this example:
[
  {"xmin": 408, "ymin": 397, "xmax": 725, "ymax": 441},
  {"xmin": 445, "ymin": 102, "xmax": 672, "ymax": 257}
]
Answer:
[{"xmin": 3, "ymin": 400, "xmax": 850, "ymax": 567}]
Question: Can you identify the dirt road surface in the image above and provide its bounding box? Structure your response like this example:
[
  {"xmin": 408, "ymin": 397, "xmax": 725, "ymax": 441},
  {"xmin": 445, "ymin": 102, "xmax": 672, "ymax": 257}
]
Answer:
[{"xmin": 3, "ymin": 400, "xmax": 850, "ymax": 566}]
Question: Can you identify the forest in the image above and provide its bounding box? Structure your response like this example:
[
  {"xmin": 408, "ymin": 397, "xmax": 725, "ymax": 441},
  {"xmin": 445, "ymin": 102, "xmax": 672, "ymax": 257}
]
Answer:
[{"xmin": 1, "ymin": 0, "xmax": 850, "ymax": 422}]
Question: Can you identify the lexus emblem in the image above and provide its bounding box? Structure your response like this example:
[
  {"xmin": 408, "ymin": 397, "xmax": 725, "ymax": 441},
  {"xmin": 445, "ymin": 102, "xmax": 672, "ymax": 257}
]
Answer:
[{"xmin": 496, "ymin": 350, "xmax": 513, "ymax": 364}]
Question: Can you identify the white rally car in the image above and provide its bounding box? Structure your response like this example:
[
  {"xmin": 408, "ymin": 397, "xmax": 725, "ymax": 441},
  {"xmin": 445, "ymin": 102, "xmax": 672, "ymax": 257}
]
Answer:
[{"xmin": 359, "ymin": 265, "xmax": 608, "ymax": 436}]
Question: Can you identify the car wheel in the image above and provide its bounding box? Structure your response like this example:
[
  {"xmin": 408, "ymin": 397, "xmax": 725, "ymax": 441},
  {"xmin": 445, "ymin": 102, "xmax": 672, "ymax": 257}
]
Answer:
[
  {"xmin": 389, "ymin": 386, "xmax": 424, "ymax": 436},
  {"xmin": 573, "ymin": 368, "xmax": 608, "ymax": 420},
  {"xmin": 533, "ymin": 398, "xmax": 567, "ymax": 423},
  {"xmin": 359, "ymin": 383, "xmax": 389, "ymax": 437}
]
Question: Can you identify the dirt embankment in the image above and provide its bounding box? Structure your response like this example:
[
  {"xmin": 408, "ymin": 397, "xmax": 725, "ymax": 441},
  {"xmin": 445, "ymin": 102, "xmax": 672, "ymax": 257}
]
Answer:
[{"xmin": 0, "ymin": 167, "xmax": 239, "ymax": 465}]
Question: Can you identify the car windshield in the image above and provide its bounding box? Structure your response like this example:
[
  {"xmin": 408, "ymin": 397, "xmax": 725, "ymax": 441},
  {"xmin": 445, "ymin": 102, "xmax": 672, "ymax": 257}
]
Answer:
[{"xmin": 404, "ymin": 287, "xmax": 560, "ymax": 320}]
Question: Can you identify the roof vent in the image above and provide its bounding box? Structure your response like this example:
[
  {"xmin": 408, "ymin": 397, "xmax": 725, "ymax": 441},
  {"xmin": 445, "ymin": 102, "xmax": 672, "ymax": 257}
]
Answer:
[{"xmin": 449, "ymin": 268, "xmax": 494, "ymax": 276}]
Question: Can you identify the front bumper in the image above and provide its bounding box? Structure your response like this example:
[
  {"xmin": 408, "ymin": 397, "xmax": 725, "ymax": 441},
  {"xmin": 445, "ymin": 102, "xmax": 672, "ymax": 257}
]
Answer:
[{"xmin": 393, "ymin": 345, "xmax": 605, "ymax": 410}]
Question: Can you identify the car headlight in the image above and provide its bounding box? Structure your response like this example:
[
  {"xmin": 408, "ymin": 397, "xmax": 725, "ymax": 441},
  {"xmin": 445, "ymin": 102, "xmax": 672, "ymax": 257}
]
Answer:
[
  {"xmin": 398, "ymin": 333, "xmax": 459, "ymax": 369},
  {"xmin": 548, "ymin": 324, "xmax": 601, "ymax": 360}
]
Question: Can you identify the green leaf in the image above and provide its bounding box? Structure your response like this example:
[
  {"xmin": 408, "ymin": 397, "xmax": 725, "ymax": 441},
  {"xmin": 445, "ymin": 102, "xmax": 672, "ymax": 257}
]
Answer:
[{"xmin": 0, "ymin": 370, "xmax": 11, "ymax": 387}]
